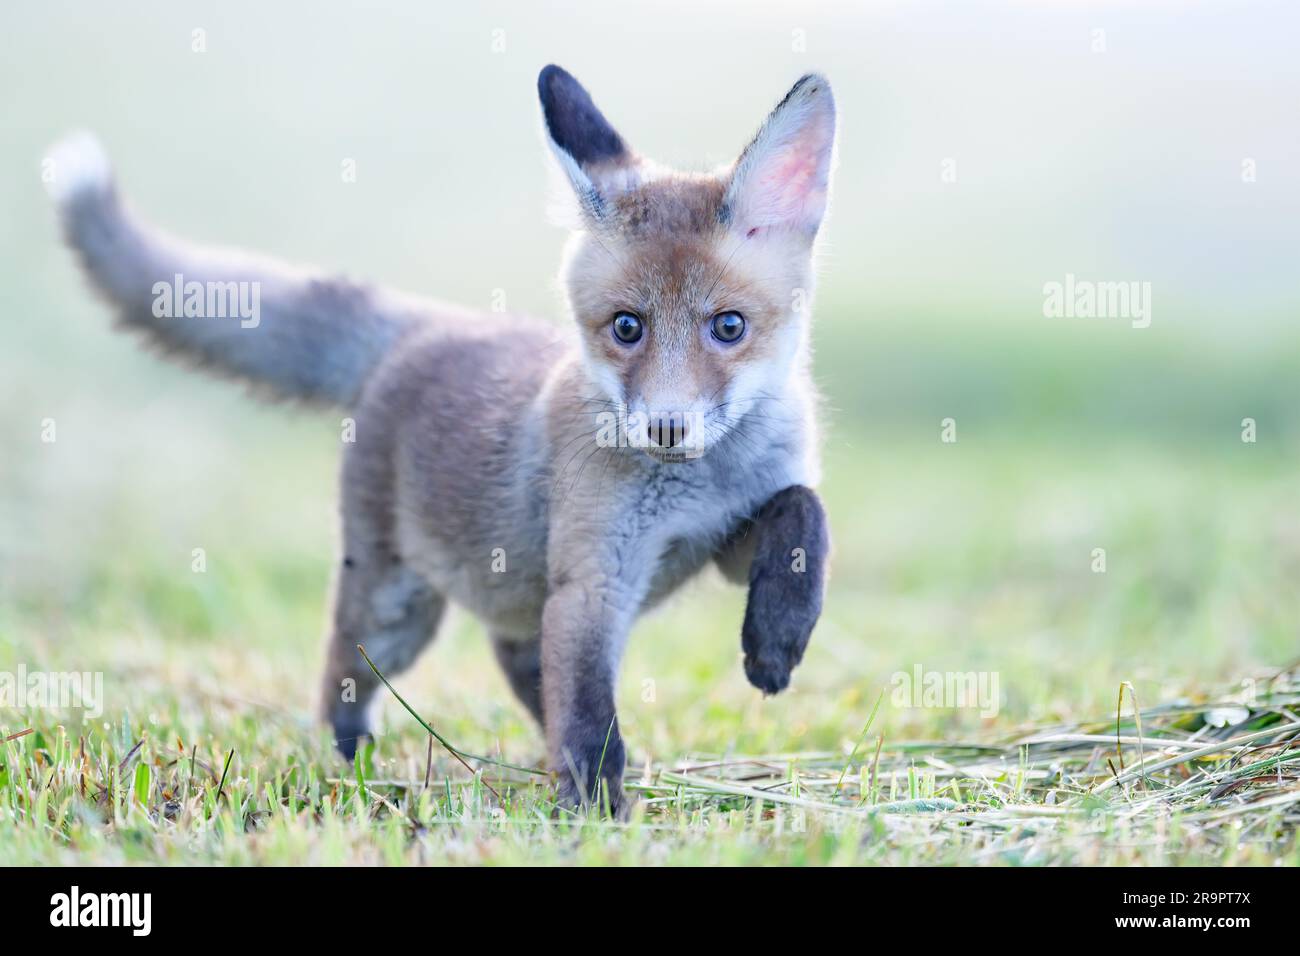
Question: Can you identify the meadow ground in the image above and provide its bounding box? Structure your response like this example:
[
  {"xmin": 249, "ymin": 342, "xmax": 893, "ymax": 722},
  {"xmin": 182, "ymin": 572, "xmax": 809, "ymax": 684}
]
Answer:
[{"xmin": 3, "ymin": 311, "xmax": 1299, "ymax": 865}]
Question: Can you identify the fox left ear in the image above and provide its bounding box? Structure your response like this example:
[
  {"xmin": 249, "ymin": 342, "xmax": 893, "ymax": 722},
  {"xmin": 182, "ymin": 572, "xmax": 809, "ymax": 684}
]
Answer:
[
  {"xmin": 538, "ymin": 64, "xmax": 639, "ymax": 221},
  {"xmin": 723, "ymin": 74, "xmax": 837, "ymax": 240}
]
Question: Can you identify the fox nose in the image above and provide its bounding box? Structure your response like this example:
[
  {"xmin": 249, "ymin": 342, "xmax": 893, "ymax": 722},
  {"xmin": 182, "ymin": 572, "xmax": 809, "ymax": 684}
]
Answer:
[{"xmin": 647, "ymin": 413, "xmax": 689, "ymax": 449}]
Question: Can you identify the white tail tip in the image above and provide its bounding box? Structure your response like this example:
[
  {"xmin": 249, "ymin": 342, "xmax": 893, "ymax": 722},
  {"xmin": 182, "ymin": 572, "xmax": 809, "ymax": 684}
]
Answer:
[{"xmin": 43, "ymin": 131, "xmax": 112, "ymax": 204}]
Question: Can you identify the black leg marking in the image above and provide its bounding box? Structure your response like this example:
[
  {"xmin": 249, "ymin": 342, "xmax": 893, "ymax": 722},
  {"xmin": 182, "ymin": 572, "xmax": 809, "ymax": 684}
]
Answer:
[
  {"xmin": 740, "ymin": 485, "xmax": 829, "ymax": 695},
  {"xmin": 555, "ymin": 655, "xmax": 627, "ymax": 817}
]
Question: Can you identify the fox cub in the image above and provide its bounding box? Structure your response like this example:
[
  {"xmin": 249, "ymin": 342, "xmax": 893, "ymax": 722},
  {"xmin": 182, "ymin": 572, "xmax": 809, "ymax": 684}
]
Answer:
[{"xmin": 48, "ymin": 65, "xmax": 835, "ymax": 814}]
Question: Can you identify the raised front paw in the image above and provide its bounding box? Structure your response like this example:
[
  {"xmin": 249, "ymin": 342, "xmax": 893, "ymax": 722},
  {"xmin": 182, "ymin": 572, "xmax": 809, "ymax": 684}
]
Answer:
[
  {"xmin": 742, "ymin": 597, "xmax": 819, "ymax": 694},
  {"xmin": 740, "ymin": 485, "xmax": 828, "ymax": 695}
]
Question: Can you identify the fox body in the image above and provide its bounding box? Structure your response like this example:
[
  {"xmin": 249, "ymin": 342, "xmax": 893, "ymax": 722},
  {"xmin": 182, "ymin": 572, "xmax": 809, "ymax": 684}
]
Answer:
[{"xmin": 48, "ymin": 66, "xmax": 834, "ymax": 813}]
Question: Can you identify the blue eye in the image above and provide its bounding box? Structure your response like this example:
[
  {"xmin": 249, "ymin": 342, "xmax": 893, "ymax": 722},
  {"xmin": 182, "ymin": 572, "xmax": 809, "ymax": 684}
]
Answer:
[
  {"xmin": 612, "ymin": 311, "xmax": 643, "ymax": 344},
  {"xmin": 710, "ymin": 311, "xmax": 745, "ymax": 343}
]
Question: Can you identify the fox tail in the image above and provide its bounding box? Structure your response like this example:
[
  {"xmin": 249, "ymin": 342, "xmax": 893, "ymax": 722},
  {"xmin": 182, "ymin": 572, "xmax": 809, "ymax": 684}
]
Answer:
[{"xmin": 46, "ymin": 131, "xmax": 436, "ymax": 406}]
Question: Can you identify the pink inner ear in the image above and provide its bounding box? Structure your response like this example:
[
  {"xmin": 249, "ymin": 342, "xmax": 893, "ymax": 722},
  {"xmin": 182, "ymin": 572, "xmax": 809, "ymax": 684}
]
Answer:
[
  {"xmin": 742, "ymin": 109, "xmax": 833, "ymax": 230},
  {"xmin": 730, "ymin": 91, "xmax": 834, "ymax": 233},
  {"xmin": 753, "ymin": 146, "xmax": 825, "ymax": 225},
  {"xmin": 761, "ymin": 149, "xmax": 818, "ymax": 198}
]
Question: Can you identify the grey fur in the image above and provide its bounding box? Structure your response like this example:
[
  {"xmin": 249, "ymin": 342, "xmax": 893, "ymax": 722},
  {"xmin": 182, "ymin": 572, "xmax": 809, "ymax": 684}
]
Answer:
[
  {"xmin": 54, "ymin": 173, "xmax": 462, "ymax": 406},
  {"xmin": 48, "ymin": 67, "xmax": 836, "ymax": 815}
]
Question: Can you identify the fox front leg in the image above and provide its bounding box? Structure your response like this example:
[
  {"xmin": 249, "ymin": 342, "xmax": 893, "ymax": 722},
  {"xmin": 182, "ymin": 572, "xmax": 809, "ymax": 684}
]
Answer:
[
  {"xmin": 540, "ymin": 572, "xmax": 632, "ymax": 816},
  {"xmin": 719, "ymin": 486, "xmax": 829, "ymax": 694}
]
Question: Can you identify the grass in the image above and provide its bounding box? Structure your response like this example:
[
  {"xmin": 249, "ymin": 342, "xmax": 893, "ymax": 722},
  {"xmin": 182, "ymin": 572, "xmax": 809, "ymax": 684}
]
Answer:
[
  {"xmin": 2, "ymin": 658, "xmax": 1298, "ymax": 866},
  {"xmin": 3, "ymin": 385, "xmax": 1300, "ymax": 863}
]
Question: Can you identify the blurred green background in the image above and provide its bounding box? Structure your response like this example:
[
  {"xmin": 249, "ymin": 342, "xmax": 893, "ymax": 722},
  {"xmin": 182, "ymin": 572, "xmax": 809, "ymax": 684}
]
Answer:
[{"xmin": 2, "ymin": 0, "xmax": 1298, "ymax": 765}]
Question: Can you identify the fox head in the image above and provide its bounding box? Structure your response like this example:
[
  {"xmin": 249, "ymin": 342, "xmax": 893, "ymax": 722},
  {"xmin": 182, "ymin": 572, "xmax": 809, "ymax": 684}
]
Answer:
[{"xmin": 538, "ymin": 65, "xmax": 836, "ymax": 461}]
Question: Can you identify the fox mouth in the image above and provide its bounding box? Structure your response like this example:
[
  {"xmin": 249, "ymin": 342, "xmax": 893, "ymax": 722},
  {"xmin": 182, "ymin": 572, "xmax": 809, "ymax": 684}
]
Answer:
[{"xmin": 640, "ymin": 444, "xmax": 704, "ymax": 464}]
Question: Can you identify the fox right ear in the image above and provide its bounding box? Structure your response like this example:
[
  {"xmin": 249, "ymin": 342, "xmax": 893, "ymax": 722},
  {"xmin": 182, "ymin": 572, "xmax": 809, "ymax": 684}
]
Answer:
[
  {"xmin": 538, "ymin": 65, "xmax": 638, "ymax": 221},
  {"xmin": 723, "ymin": 74, "xmax": 836, "ymax": 240}
]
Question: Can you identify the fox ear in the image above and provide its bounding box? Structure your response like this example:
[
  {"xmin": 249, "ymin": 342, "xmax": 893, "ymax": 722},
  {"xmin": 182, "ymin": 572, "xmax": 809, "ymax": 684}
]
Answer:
[
  {"xmin": 723, "ymin": 74, "xmax": 836, "ymax": 239},
  {"xmin": 538, "ymin": 65, "xmax": 638, "ymax": 220}
]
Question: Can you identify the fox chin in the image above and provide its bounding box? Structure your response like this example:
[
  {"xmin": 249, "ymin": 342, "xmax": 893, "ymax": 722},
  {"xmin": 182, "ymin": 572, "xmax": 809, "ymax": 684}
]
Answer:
[{"xmin": 47, "ymin": 65, "xmax": 834, "ymax": 816}]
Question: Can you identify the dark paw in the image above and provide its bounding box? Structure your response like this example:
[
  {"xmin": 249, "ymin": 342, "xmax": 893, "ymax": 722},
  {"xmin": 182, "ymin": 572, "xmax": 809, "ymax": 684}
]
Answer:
[
  {"xmin": 742, "ymin": 596, "xmax": 818, "ymax": 694},
  {"xmin": 553, "ymin": 720, "xmax": 628, "ymax": 818},
  {"xmin": 556, "ymin": 772, "xmax": 630, "ymax": 819},
  {"xmin": 741, "ymin": 584, "xmax": 820, "ymax": 694},
  {"xmin": 743, "ymin": 644, "xmax": 801, "ymax": 695},
  {"xmin": 330, "ymin": 711, "xmax": 372, "ymax": 761},
  {"xmin": 740, "ymin": 485, "xmax": 828, "ymax": 695}
]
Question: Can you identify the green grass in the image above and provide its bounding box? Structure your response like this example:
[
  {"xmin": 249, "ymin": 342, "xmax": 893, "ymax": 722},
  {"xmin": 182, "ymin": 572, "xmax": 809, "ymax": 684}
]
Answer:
[
  {"xmin": 3, "ymin": 387, "xmax": 1299, "ymax": 863},
  {"xmin": 3, "ymin": 671, "xmax": 1298, "ymax": 866}
]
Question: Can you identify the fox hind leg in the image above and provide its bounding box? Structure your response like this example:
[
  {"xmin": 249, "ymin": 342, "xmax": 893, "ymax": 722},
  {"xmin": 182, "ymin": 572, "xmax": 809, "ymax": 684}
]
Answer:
[
  {"xmin": 491, "ymin": 634, "xmax": 545, "ymax": 726},
  {"xmin": 321, "ymin": 558, "xmax": 445, "ymax": 760}
]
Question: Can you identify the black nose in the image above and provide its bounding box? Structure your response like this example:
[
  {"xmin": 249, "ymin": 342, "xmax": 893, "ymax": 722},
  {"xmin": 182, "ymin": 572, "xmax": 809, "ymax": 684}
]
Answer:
[{"xmin": 647, "ymin": 414, "xmax": 689, "ymax": 449}]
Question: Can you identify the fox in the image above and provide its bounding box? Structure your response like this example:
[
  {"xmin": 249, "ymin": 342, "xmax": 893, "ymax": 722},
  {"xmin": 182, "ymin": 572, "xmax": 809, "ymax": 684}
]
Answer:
[{"xmin": 46, "ymin": 65, "xmax": 834, "ymax": 815}]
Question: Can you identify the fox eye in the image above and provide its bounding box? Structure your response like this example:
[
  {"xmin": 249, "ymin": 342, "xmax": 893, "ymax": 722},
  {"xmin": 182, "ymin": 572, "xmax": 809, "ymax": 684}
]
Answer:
[
  {"xmin": 710, "ymin": 311, "xmax": 746, "ymax": 343},
  {"xmin": 611, "ymin": 311, "xmax": 643, "ymax": 344}
]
